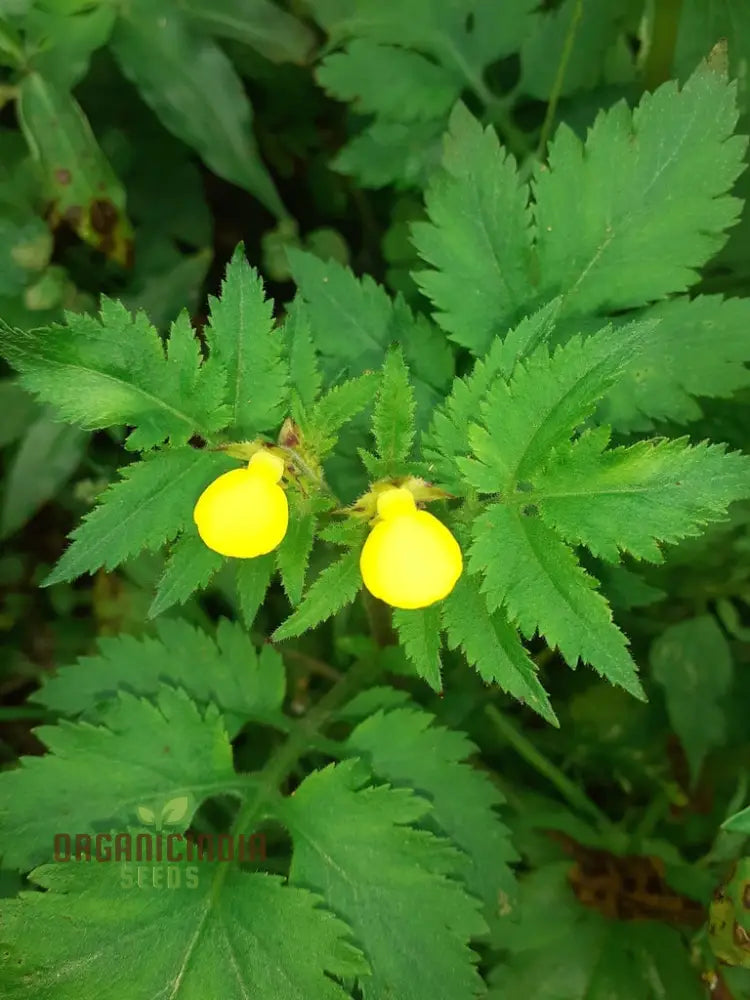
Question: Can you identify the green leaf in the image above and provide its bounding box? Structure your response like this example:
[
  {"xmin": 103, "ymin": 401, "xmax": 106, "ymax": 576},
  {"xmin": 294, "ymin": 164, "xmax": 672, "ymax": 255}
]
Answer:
[
  {"xmin": 279, "ymin": 759, "xmax": 486, "ymax": 1000},
  {"xmin": 650, "ymin": 615, "xmax": 733, "ymax": 783},
  {"xmin": 149, "ymin": 530, "xmax": 225, "ymax": 617},
  {"xmin": 463, "ymin": 322, "xmax": 651, "ymax": 493},
  {"xmin": 0, "ymin": 299, "xmax": 230, "ymax": 450},
  {"xmin": 204, "ymin": 246, "xmax": 289, "ymax": 436},
  {"xmin": 110, "ymin": 1, "xmax": 285, "ymax": 217},
  {"xmin": 423, "ymin": 300, "xmax": 561, "ymax": 490},
  {"xmin": 392, "ymin": 605, "xmax": 443, "ymax": 691},
  {"xmin": 332, "ymin": 117, "xmax": 445, "ymax": 190},
  {"xmin": 284, "ymin": 296, "xmax": 322, "ymax": 411},
  {"xmin": 371, "ymin": 346, "xmax": 416, "ymax": 474},
  {"xmin": 183, "ymin": 0, "xmax": 316, "ymax": 64},
  {"xmin": 1, "ymin": 412, "xmax": 87, "ymax": 538},
  {"xmin": 303, "ymin": 372, "xmax": 378, "ymax": 457},
  {"xmin": 412, "ymin": 102, "xmax": 533, "ymax": 353},
  {"xmin": 25, "ymin": 3, "xmax": 116, "ymax": 88},
  {"xmin": 600, "ymin": 295, "xmax": 750, "ymax": 431},
  {"xmin": 675, "ymin": 0, "xmax": 750, "ymax": 114},
  {"xmin": 44, "ymin": 449, "xmax": 234, "ymax": 586},
  {"xmin": 17, "ymin": 71, "xmax": 132, "ymax": 265},
  {"xmin": 533, "ymin": 63, "xmax": 747, "ymax": 316},
  {"xmin": 535, "ymin": 430, "xmax": 750, "ymax": 563},
  {"xmin": 235, "ymin": 553, "xmax": 275, "ymax": 629},
  {"xmin": 34, "ymin": 618, "xmax": 285, "ymax": 735},
  {"xmin": 0, "ymin": 686, "xmax": 237, "ymax": 870},
  {"xmin": 470, "ymin": 505, "xmax": 642, "ymax": 698},
  {"xmin": 347, "ymin": 706, "xmax": 517, "ymax": 911},
  {"xmin": 317, "ymin": 39, "xmax": 461, "ymax": 121},
  {"xmin": 441, "ymin": 574, "xmax": 557, "ymax": 724},
  {"xmin": 273, "ymin": 549, "xmax": 361, "ymax": 640},
  {"xmin": 276, "ymin": 497, "xmax": 316, "ymax": 605},
  {"xmin": 0, "ymin": 379, "xmax": 39, "ymax": 448},
  {"xmin": 0, "ymin": 860, "xmax": 365, "ymax": 998}
]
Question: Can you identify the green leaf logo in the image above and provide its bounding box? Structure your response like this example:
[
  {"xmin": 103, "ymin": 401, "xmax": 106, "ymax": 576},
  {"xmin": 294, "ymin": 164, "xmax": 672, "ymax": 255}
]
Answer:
[{"xmin": 160, "ymin": 796, "xmax": 190, "ymax": 827}]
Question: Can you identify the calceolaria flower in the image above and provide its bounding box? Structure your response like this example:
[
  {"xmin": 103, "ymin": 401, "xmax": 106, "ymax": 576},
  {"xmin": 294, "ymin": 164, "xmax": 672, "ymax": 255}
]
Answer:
[
  {"xmin": 359, "ymin": 487, "xmax": 462, "ymax": 610},
  {"xmin": 193, "ymin": 450, "xmax": 288, "ymax": 558}
]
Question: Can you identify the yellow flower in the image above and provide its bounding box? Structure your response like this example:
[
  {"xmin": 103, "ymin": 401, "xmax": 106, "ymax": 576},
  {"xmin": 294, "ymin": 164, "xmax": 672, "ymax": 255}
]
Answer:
[
  {"xmin": 193, "ymin": 450, "xmax": 288, "ymax": 558},
  {"xmin": 360, "ymin": 487, "xmax": 462, "ymax": 609}
]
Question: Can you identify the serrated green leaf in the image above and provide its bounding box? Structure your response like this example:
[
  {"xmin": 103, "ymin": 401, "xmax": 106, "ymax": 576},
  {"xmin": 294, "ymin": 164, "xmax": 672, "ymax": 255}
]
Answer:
[
  {"xmin": 333, "ymin": 117, "xmax": 445, "ymax": 189},
  {"xmin": 441, "ymin": 574, "xmax": 557, "ymax": 724},
  {"xmin": 463, "ymin": 322, "xmax": 651, "ymax": 493},
  {"xmin": 284, "ymin": 295, "xmax": 322, "ymax": 411},
  {"xmin": 204, "ymin": 246, "xmax": 289, "ymax": 436},
  {"xmin": 279, "ymin": 759, "xmax": 486, "ymax": 1000},
  {"xmin": 392, "ymin": 604, "xmax": 443, "ymax": 691},
  {"xmin": 600, "ymin": 295, "xmax": 750, "ymax": 431},
  {"xmin": 34, "ymin": 618, "xmax": 285, "ymax": 735},
  {"xmin": 347, "ymin": 706, "xmax": 517, "ymax": 912},
  {"xmin": 0, "ymin": 686, "xmax": 237, "ymax": 870},
  {"xmin": 45, "ymin": 449, "xmax": 234, "ymax": 586},
  {"xmin": 535, "ymin": 431, "xmax": 750, "ymax": 563},
  {"xmin": 17, "ymin": 71, "xmax": 132, "ymax": 265},
  {"xmin": 149, "ymin": 530, "xmax": 224, "ymax": 617},
  {"xmin": 470, "ymin": 505, "xmax": 642, "ymax": 698},
  {"xmin": 0, "ymin": 861, "xmax": 365, "ymax": 998},
  {"xmin": 412, "ymin": 102, "xmax": 533, "ymax": 353},
  {"xmin": 650, "ymin": 615, "xmax": 733, "ymax": 783},
  {"xmin": 184, "ymin": 0, "xmax": 316, "ymax": 64},
  {"xmin": 317, "ymin": 39, "xmax": 461, "ymax": 122},
  {"xmin": 111, "ymin": 0, "xmax": 285, "ymax": 217},
  {"xmin": 304, "ymin": 372, "xmax": 378, "ymax": 457},
  {"xmin": 235, "ymin": 552, "xmax": 275, "ymax": 628},
  {"xmin": 533, "ymin": 63, "xmax": 747, "ymax": 316},
  {"xmin": 273, "ymin": 548, "xmax": 361, "ymax": 640},
  {"xmin": 276, "ymin": 498, "xmax": 316, "ymax": 605},
  {"xmin": 371, "ymin": 346, "xmax": 415, "ymax": 474},
  {"xmin": 424, "ymin": 300, "xmax": 561, "ymax": 490},
  {"xmin": 0, "ymin": 299, "xmax": 229, "ymax": 450}
]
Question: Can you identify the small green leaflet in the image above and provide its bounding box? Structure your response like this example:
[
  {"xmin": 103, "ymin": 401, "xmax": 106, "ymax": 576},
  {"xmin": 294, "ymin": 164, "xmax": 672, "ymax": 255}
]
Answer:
[
  {"xmin": 279, "ymin": 759, "xmax": 486, "ymax": 1000},
  {"xmin": 441, "ymin": 574, "xmax": 557, "ymax": 725},
  {"xmin": 203, "ymin": 245, "xmax": 289, "ymax": 437},
  {"xmin": 650, "ymin": 615, "xmax": 733, "ymax": 784},
  {"xmin": 0, "ymin": 299, "xmax": 229, "ymax": 451},
  {"xmin": 235, "ymin": 553, "xmax": 276, "ymax": 628},
  {"xmin": 535, "ymin": 431, "xmax": 750, "ymax": 563},
  {"xmin": 393, "ymin": 605, "xmax": 443, "ymax": 691},
  {"xmin": 183, "ymin": 0, "xmax": 316, "ymax": 65},
  {"xmin": 470, "ymin": 505, "xmax": 643, "ymax": 698},
  {"xmin": 368, "ymin": 346, "xmax": 416, "ymax": 476},
  {"xmin": 284, "ymin": 295, "xmax": 322, "ymax": 411},
  {"xmin": 44, "ymin": 449, "xmax": 234, "ymax": 586},
  {"xmin": 277, "ymin": 496, "xmax": 316, "ymax": 605},
  {"xmin": 149, "ymin": 530, "xmax": 224, "ymax": 617},
  {"xmin": 273, "ymin": 548, "xmax": 361, "ymax": 640}
]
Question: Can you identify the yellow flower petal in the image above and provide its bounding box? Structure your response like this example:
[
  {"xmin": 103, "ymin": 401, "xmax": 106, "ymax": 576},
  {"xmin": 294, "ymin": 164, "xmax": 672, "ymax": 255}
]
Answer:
[
  {"xmin": 193, "ymin": 451, "xmax": 288, "ymax": 558},
  {"xmin": 360, "ymin": 487, "xmax": 462, "ymax": 609}
]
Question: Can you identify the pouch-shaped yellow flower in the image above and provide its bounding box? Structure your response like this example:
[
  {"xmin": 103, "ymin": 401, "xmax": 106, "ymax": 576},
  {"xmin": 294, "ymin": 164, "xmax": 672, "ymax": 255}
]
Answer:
[
  {"xmin": 360, "ymin": 487, "xmax": 462, "ymax": 609},
  {"xmin": 193, "ymin": 450, "xmax": 288, "ymax": 558}
]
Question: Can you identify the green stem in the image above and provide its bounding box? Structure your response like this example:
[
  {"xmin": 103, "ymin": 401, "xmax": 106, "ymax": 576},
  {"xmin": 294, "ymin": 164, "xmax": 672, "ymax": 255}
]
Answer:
[
  {"xmin": 362, "ymin": 590, "xmax": 395, "ymax": 648},
  {"xmin": 485, "ymin": 704, "xmax": 616, "ymax": 832},
  {"xmin": 210, "ymin": 655, "xmax": 377, "ymax": 900},
  {"xmin": 536, "ymin": 0, "xmax": 584, "ymax": 160}
]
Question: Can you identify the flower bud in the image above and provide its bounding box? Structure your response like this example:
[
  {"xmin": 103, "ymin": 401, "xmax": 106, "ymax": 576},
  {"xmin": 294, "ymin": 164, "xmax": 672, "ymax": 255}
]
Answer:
[
  {"xmin": 360, "ymin": 487, "xmax": 462, "ymax": 609},
  {"xmin": 193, "ymin": 450, "xmax": 288, "ymax": 558}
]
